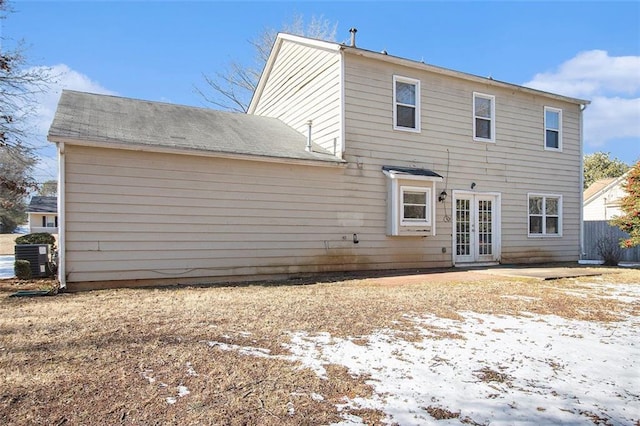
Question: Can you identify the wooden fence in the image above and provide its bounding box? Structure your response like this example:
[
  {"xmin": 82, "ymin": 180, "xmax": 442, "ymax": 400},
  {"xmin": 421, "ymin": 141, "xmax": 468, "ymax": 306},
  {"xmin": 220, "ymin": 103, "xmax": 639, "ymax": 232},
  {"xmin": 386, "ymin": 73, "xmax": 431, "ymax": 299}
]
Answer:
[{"xmin": 583, "ymin": 220, "xmax": 640, "ymax": 262}]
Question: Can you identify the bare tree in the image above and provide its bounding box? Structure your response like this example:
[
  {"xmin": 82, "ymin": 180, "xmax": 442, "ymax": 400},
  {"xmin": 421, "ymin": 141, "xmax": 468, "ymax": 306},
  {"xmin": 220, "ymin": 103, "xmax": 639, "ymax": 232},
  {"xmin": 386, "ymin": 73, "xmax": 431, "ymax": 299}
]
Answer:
[
  {"xmin": 195, "ymin": 15, "xmax": 338, "ymax": 113},
  {"xmin": 38, "ymin": 179, "xmax": 57, "ymax": 196},
  {"xmin": 1, "ymin": 0, "xmax": 53, "ymax": 231}
]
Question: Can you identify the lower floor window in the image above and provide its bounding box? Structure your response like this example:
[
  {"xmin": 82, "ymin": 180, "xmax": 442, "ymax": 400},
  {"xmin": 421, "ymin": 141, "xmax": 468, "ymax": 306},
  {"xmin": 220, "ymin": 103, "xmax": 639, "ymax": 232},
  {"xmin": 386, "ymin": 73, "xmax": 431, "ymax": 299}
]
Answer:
[
  {"xmin": 401, "ymin": 186, "xmax": 430, "ymax": 225},
  {"xmin": 528, "ymin": 194, "xmax": 561, "ymax": 236}
]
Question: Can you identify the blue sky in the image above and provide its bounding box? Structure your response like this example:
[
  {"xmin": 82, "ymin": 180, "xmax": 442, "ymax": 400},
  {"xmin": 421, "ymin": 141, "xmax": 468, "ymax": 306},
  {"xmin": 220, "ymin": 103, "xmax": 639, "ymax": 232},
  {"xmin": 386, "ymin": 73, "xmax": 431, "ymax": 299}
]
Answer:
[{"xmin": 5, "ymin": 1, "xmax": 640, "ymax": 182}]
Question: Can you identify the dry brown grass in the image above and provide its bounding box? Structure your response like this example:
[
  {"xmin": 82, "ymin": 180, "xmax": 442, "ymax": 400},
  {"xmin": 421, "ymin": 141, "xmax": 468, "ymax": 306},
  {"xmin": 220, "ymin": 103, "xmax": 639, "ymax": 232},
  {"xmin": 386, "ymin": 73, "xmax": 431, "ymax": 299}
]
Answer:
[
  {"xmin": 0, "ymin": 268, "xmax": 638, "ymax": 424},
  {"xmin": 0, "ymin": 234, "xmax": 19, "ymax": 255}
]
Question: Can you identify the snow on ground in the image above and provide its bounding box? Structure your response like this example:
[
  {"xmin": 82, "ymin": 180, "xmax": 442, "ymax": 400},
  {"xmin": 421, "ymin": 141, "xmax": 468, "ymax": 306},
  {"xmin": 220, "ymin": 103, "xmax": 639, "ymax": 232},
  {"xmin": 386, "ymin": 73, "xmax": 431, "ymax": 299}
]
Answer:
[
  {"xmin": 0, "ymin": 255, "xmax": 14, "ymax": 279},
  {"xmin": 208, "ymin": 281, "xmax": 640, "ymax": 425},
  {"xmin": 289, "ymin": 311, "xmax": 639, "ymax": 425}
]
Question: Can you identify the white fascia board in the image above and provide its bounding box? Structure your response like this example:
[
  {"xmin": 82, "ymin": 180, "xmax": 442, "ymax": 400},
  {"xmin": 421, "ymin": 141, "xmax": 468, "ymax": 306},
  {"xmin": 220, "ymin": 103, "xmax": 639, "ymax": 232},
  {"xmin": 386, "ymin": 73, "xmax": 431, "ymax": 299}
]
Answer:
[
  {"xmin": 48, "ymin": 136, "xmax": 347, "ymax": 169},
  {"xmin": 343, "ymin": 47, "xmax": 590, "ymax": 107},
  {"xmin": 583, "ymin": 173, "xmax": 628, "ymax": 205},
  {"xmin": 277, "ymin": 33, "xmax": 342, "ymax": 51},
  {"xmin": 247, "ymin": 36, "xmax": 283, "ymax": 114},
  {"xmin": 382, "ymin": 169, "xmax": 443, "ymax": 182},
  {"xmin": 248, "ymin": 33, "xmax": 342, "ymax": 114}
]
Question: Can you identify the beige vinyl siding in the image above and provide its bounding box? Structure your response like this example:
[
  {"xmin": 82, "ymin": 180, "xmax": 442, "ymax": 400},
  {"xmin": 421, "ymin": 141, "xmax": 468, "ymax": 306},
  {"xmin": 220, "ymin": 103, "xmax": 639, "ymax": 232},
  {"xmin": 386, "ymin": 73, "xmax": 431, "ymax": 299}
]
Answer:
[
  {"xmin": 342, "ymin": 54, "xmax": 583, "ymax": 263},
  {"xmin": 252, "ymin": 40, "xmax": 342, "ymax": 155},
  {"xmin": 64, "ymin": 145, "xmax": 451, "ymax": 284}
]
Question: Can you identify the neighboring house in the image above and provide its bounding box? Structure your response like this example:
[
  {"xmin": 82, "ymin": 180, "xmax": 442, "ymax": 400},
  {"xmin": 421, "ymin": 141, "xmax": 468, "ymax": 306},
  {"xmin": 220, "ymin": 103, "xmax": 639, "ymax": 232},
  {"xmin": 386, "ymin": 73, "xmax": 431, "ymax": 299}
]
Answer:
[
  {"xmin": 583, "ymin": 172, "xmax": 628, "ymax": 221},
  {"xmin": 47, "ymin": 32, "xmax": 589, "ymax": 290},
  {"xmin": 27, "ymin": 196, "xmax": 58, "ymax": 234}
]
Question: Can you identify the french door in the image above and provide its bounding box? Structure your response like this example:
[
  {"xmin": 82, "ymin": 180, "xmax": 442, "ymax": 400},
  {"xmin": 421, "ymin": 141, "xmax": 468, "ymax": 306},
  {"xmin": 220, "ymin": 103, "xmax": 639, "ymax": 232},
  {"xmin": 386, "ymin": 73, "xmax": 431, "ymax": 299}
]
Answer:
[{"xmin": 454, "ymin": 193, "xmax": 500, "ymax": 264}]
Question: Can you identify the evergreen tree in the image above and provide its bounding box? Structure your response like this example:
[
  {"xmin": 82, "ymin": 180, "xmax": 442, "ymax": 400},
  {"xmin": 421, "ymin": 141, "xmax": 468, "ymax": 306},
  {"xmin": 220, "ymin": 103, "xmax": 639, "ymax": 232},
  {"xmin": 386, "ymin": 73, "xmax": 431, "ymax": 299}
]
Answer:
[{"xmin": 610, "ymin": 161, "xmax": 640, "ymax": 248}]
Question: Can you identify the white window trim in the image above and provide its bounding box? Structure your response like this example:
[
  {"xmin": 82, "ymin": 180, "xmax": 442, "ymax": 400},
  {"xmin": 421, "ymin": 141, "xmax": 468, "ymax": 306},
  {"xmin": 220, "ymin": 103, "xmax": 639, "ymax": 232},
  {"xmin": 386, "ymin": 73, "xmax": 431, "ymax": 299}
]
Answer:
[
  {"xmin": 400, "ymin": 186, "xmax": 431, "ymax": 226},
  {"xmin": 527, "ymin": 193, "xmax": 563, "ymax": 237},
  {"xmin": 473, "ymin": 92, "xmax": 496, "ymax": 143},
  {"xmin": 544, "ymin": 106, "xmax": 563, "ymax": 152},
  {"xmin": 383, "ymin": 170, "xmax": 442, "ymax": 236},
  {"xmin": 393, "ymin": 75, "xmax": 421, "ymax": 133}
]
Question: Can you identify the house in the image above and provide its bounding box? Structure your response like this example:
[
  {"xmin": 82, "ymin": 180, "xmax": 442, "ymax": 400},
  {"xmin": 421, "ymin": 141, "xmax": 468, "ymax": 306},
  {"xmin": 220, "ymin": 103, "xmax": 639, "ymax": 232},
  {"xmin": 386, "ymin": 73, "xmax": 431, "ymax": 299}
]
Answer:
[
  {"xmin": 583, "ymin": 172, "xmax": 629, "ymax": 221},
  {"xmin": 27, "ymin": 196, "xmax": 58, "ymax": 234},
  {"xmin": 47, "ymin": 32, "xmax": 589, "ymax": 290}
]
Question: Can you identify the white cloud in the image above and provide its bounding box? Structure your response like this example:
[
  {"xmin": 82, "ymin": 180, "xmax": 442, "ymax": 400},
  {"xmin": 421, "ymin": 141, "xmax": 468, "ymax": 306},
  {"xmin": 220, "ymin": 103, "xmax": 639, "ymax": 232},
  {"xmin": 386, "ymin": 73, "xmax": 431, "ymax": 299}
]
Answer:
[
  {"xmin": 524, "ymin": 50, "xmax": 640, "ymax": 158},
  {"xmin": 525, "ymin": 50, "xmax": 640, "ymax": 98},
  {"xmin": 30, "ymin": 64, "xmax": 116, "ymax": 135},
  {"xmin": 24, "ymin": 64, "xmax": 116, "ymax": 183},
  {"xmin": 583, "ymin": 96, "xmax": 640, "ymax": 147}
]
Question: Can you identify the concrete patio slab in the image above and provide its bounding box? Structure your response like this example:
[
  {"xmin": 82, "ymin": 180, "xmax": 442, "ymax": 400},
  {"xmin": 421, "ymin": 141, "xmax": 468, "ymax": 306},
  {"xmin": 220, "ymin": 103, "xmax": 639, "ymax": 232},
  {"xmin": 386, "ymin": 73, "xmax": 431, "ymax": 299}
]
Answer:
[{"xmin": 471, "ymin": 265, "xmax": 606, "ymax": 280}]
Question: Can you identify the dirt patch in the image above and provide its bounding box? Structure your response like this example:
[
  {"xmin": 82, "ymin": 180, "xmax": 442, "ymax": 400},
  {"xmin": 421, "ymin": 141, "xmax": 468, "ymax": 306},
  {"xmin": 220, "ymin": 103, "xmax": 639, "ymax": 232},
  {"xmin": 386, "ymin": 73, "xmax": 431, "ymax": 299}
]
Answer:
[{"xmin": 0, "ymin": 269, "xmax": 637, "ymax": 424}]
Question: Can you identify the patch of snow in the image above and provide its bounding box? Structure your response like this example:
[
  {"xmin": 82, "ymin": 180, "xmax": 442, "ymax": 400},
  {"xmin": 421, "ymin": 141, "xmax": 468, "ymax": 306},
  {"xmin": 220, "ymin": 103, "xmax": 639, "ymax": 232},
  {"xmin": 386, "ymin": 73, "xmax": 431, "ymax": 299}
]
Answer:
[
  {"xmin": 207, "ymin": 340, "xmax": 272, "ymax": 358},
  {"xmin": 287, "ymin": 401, "xmax": 295, "ymax": 416},
  {"xmin": 204, "ymin": 281, "xmax": 639, "ymax": 425},
  {"xmin": 166, "ymin": 397, "xmax": 177, "ymax": 405},
  {"xmin": 578, "ymin": 260, "xmax": 604, "ymax": 265},
  {"xmin": 141, "ymin": 370, "xmax": 156, "ymax": 384},
  {"xmin": 0, "ymin": 255, "xmax": 15, "ymax": 279},
  {"xmin": 500, "ymin": 295, "xmax": 541, "ymax": 302},
  {"xmin": 13, "ymin": 225, "xmax": 28, "ymax": 234},
  {"xmin": 310, "ymin": 392, "xmax": 324, "ymax": 401},
  {"xmin": 177, "ymin": 385, "xmax": 190, "ymax": 397},
  {"xmin": 288, "ymin": 310, "xmax": 640, "ymax": 425},
  {"xmin": 186, "ymin": 362, "xmax": 198, "ymax": 376},
  {"xmin": 331, "ymin": 413, "xmax": 366, "ymax": 425}
]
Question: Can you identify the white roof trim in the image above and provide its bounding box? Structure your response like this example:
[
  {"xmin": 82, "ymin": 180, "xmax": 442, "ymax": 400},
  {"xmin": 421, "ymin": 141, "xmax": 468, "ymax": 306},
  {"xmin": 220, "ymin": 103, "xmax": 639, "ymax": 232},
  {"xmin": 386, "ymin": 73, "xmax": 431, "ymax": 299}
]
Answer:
[
  {"xmin": 343, "ymin": 46, "xmax": 589, "ymax": 106},
  {"xmin": 277, "ymin": 33, "xmax": 342, "ymax": 51},
  {"xmin": 48, "ymin": 136, "xmax": 347, "ymax": 168},
  {"xmin": 382, "ymin": 169, "xmax": 443, "ymax": 182},
  {"xmin": 583, "ymin": 171, "xmax": 629, "ymax": 205},
  {"xmin": 249, "ymin": 33, "xmax": 589, "ymax": 114},
  {"xmin": 248, "ymin": 33, "xmax": 341, "ymax": 114}
]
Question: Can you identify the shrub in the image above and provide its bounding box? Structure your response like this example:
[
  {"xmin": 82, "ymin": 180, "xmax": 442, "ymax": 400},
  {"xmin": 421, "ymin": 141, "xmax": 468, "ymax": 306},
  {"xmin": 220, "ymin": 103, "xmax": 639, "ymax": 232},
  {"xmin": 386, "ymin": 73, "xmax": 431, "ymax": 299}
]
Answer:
[
  {"xmin": 15, "ymin": 232, "xmax": 56, "ymax": 251},
  {"xmin": 14, "ymin": 259, "xmax": 32, "ymax": 280},
  {"xmin": 596, "ymin": 235, "xmax": 623, "ymax": 266}
]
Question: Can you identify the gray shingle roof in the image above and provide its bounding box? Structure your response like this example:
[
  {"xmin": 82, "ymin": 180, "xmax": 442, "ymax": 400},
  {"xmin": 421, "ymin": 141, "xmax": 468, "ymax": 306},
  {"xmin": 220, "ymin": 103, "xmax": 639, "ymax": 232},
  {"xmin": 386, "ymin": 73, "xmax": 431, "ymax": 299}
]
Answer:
[
  {"xmin": 48, "ymin": 90, "xmax": 342, "ymax": 164},
  {"xmin": 28, "ymin": 196, "xmax": 57, "ymax": 213}
]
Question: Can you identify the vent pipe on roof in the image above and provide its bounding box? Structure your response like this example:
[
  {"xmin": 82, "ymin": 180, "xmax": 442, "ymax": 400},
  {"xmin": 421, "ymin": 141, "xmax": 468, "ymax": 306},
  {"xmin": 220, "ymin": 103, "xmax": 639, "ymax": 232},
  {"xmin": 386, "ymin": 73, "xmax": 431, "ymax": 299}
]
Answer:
[
  {"xmin": 349, "ymin": 28, "xmax": 357, "ymax": 47},
  {"xmin": 306, "ymin": 120, "xmax": 313, "ymax": 152}
]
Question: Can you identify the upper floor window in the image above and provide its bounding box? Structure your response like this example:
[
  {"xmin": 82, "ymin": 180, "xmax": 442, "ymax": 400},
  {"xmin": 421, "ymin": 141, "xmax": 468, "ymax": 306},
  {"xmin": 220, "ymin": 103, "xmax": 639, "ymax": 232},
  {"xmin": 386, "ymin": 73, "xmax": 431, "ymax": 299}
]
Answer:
[
  {"xmin": 473, "ymin": 92, "xmax": 495, "ymax": 142},
  {"xmin": 544, "ymin": 107, "xmax": 562, "ymax": 151},
  {"xmin": 528, "ymin": 193, "xmax": 562, "ymax": 237},
  {"xmin": 393, "ymin": 75, "xmax": 420, "ymax": 132}
]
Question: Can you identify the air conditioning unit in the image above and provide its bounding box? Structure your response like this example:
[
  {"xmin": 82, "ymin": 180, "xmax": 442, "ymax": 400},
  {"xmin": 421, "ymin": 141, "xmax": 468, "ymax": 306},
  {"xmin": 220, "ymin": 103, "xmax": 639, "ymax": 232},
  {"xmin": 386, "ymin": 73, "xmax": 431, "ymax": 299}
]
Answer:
[{"xmin": 15, "ymin": 244, "xmax": 51, "ymax": 278}]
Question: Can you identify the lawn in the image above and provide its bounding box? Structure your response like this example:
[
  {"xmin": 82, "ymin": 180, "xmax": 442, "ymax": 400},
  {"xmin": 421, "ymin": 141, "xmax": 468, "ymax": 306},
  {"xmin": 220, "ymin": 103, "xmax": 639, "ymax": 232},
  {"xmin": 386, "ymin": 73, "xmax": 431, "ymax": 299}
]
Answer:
[
  {"xmin": 0, "ymin": 234, "xmax": 19, "ymax": 255},
  {"xmin": 0, "ymin": 268, "xmax": 638, "ymax": 425}
]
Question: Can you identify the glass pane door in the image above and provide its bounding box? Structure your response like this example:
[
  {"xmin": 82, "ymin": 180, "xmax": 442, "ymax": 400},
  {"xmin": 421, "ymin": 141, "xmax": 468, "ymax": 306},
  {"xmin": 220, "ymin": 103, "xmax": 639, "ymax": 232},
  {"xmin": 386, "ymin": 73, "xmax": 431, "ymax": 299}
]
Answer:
[
  {"xmin": 455, "ymin": 194, "xmax": 498, "ymax": 263},
  {"xmin": 455, "ymin": 197, "xmax": 473, "ymax": 263}
]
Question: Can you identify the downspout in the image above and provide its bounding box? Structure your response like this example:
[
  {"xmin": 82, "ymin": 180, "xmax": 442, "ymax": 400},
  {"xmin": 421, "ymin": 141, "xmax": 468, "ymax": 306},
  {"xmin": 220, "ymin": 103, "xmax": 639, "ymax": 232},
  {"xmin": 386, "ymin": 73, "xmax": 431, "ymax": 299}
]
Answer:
[
  {"xmin": 306, "ymin": 120, "xmax": 313, "ymax": 152},
  {"xmin": 57, "ymin": 142, "xmax": 66, "ymax": 289},
  {"xmin": 579, "ymin": 103, "xmax": 588, "ymax": 262}
]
